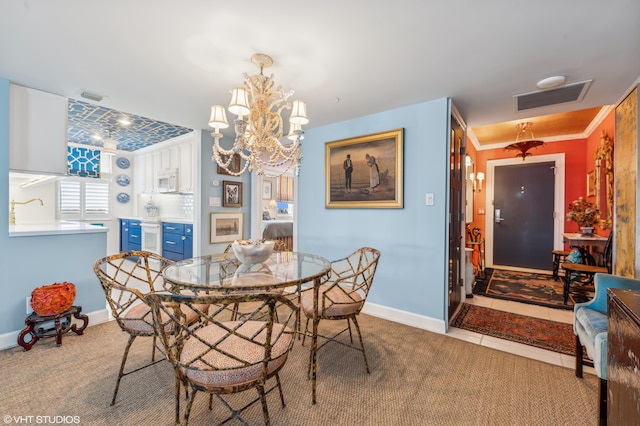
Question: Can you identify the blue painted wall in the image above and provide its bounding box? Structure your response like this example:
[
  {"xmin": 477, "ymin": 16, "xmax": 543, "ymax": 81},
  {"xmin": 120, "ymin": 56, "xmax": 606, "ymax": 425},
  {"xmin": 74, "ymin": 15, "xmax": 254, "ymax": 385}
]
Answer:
[
  {"xmin": 199, "ymin": 131, "xmax": 251, "ymax": 256},
  {"xmin": 297, "ymin": 98, "xmax": 451, "ymax": 321},
  {"xmin": 0, "ymin": 77, "xmax": 107, "ymax": 336}
]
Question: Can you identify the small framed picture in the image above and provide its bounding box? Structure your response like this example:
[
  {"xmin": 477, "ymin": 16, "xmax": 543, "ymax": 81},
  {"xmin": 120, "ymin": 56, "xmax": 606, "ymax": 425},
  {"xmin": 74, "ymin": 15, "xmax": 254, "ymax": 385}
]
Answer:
[
  {"xmin": 217, "ymin": 154, "xmax": 241, "ymax": 176},
  {"xmin": 222, "ymin": 180, "xmax": 242, "ymax": 207},
  {"xmin": 210, "ymin": 212, "xmax": 243, "ymax": 244},
  {"xmin": 262, "ymin": 181, "xmax": 272, "ymax": 200},
  {"xmin": 587, "ymin": 170, "xmax": 596, "ymax": 197}
]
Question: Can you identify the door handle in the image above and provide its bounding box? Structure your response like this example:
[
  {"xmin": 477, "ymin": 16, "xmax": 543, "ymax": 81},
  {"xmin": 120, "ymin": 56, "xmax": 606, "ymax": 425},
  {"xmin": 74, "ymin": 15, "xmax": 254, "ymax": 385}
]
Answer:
[{"xmin": 495, "ymin": 209, "xmax": 505, "ymax": 223}]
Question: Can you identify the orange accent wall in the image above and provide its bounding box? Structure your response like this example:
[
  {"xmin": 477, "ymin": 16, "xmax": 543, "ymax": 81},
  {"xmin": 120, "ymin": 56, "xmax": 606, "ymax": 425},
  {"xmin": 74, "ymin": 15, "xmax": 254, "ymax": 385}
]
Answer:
[{"xmin": 465, "ymin": 108, "xmax": 615, "ymax": 244}]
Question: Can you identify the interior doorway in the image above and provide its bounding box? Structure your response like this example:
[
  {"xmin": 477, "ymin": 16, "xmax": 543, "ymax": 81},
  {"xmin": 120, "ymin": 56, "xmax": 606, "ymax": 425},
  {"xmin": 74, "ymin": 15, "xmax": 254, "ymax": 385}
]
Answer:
[
  {"xmin": 447, "ymin": 110, "xmax": 465, "ymax": 320},
  {"xmin": 485, "ymin": 154, "xmax": 565, "ymax": 273}
]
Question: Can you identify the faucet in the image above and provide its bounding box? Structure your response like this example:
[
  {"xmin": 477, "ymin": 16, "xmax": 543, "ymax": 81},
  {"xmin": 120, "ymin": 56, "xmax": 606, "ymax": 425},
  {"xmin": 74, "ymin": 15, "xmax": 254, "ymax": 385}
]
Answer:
[{"xmin": 9, "ymin": 198, "xmax": 44, "ymax": 225}]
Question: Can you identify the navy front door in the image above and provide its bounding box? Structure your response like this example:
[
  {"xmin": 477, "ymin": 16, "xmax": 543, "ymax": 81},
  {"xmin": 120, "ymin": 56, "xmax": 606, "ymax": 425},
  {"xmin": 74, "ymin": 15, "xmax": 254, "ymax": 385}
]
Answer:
[{"xmin": 493, "ymin": 161, "xmax": 555, "ymax": 270}]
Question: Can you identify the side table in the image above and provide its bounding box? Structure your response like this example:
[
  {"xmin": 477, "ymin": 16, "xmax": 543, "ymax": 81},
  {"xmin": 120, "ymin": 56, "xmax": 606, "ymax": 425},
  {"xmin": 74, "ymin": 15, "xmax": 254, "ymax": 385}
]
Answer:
[{"xmin": 17, "ymin": 305, "xmax": 89, "ymax": 351}]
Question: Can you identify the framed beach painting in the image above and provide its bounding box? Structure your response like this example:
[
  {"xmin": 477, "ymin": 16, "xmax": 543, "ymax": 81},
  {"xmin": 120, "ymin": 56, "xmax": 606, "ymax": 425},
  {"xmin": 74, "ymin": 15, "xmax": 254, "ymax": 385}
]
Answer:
[
  {"xmin": 210, "ymin": 212, "xmax": 243, "ymax": 243},
  {"xmin": 325, "ymin": 128, "xmax": 404, "ymax": 208}
]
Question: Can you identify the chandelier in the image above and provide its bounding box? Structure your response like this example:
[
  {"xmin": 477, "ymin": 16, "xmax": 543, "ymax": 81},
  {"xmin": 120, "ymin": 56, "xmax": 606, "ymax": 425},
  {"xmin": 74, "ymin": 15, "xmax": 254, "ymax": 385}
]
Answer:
[
  {"xmin": 208, "ymin": 53, "xmax": 309, "ymax": 177},
  {"xmin": 504, "ymin": 122, "xmax": 544, "ymax": 160}
]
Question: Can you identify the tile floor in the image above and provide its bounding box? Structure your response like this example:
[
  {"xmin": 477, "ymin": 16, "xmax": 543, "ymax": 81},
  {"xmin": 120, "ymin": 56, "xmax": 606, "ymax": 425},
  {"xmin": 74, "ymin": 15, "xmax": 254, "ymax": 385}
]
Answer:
[{"xmin": 448, "ymin": 294, "xmax": 595, "ymax": 375}]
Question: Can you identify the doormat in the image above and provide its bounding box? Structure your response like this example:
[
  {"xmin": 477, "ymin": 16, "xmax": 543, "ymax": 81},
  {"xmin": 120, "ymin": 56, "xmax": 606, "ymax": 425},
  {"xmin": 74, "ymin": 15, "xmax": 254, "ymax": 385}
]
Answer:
[
  {"xmin": 472, "ymin": 268, "xmax": 590, "ymax": 310},
  {"xmin": 451, "ymin": 304, "xmax": 575, "ymax": 355}
]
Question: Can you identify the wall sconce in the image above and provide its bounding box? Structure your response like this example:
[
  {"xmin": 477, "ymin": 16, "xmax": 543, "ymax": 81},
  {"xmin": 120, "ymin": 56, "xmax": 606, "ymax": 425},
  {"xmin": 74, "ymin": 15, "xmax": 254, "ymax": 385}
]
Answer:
[
  {"xmin": 476, "ymin": 172, "xmax": 484, "ymax": 192},
  {"xmin": 469, "ymin": 172, "xmax": 485, "ymax": 192}
]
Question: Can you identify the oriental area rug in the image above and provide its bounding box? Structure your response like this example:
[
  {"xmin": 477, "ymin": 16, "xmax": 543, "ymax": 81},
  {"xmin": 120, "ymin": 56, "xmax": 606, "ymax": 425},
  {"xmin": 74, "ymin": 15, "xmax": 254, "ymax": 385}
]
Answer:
[
  {"xmin": 472, "ymin": 268, "xmax": 590, "ymax": 310},
  {"xmin": 451, "ymin": 304, "xmax": 575, "ymax": 355}
]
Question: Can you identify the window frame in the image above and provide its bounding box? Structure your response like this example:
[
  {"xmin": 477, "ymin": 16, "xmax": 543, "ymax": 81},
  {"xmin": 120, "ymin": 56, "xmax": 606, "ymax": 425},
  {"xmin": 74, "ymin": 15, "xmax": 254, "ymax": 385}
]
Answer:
[{"xmin": 57, "ymin": 176, "xmax": 111, "ymax": 221}]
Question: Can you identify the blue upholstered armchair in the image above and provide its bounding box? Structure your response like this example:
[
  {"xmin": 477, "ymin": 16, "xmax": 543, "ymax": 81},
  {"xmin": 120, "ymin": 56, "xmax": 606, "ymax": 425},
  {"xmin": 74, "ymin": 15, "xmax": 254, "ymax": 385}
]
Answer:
[{"xmin": 574, "ymin": 273, "xmax": 640, "ymax": 425}]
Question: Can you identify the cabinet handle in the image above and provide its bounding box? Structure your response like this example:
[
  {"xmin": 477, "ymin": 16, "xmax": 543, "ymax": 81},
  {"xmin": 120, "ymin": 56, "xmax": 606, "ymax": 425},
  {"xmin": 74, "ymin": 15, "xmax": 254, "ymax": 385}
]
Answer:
[
  {"xmin": 181, "ymin": 236, "xmax": 186, "ymax": 241},
  {"xmin": 166, "ymin": 241, "xmax": 176, "ymax": 245},
  {"xmin": 166, "ymin": 227, "xmax": 177, "ymax": 230},
  {"xmin": 131, "ymin": 235, "xmax": 139, "ymax": 239},
  {"xmin": 186, "ymin": 229, "xmax": 191, "ymax": 234}
]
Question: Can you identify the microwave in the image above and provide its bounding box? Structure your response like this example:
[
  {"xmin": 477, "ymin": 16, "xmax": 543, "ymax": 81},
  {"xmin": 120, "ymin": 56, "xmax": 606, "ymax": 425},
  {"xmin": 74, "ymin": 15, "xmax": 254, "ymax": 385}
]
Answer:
[{"xmin": 157, "ymin": 169, "xmax": 179, "ymax": 192}]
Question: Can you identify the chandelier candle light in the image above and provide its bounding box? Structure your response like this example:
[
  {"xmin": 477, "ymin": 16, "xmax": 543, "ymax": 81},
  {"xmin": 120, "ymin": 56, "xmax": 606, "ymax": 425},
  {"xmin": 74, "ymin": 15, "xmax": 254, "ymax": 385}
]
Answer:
[{"xmin": 209, "ymin": 53, "xmax": 309, "ymax": 177}]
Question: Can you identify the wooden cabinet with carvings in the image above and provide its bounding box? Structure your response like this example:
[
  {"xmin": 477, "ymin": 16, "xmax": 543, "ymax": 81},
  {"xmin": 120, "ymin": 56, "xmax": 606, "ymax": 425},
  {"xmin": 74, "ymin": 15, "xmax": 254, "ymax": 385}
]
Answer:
[{"xmin": 607, "ymin": 288, "xmax": 640, "ymax": 424}]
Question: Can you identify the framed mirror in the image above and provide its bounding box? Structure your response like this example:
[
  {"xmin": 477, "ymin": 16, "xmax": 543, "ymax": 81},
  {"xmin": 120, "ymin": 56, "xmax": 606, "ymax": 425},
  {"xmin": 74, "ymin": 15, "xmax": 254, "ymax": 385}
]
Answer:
[
  {"xmin": 595, "ymin": 130, "xmax": 613, "ymax": 229},
  {"xmin": 465, "ymin": 156, "xmax": 474, "ymax": 223}
]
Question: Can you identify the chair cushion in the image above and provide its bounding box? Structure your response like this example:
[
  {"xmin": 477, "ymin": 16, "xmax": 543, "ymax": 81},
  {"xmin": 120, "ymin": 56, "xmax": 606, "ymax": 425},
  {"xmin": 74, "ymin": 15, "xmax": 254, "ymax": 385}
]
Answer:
[
  {"xmin": 300, "ymin": 285, "xmax": 364, "ymax": 318},
  {"xmin": 565, "ymin": 249, "xmax": 583, "ymax": 264},
  {"xmin": 575, "ymin": 307, "xmax": 607, "ymax": 337},
  {"xmin": 181, "ymin": 321, "xmax": 293, "ymax": 388},
  {"xmin": 575, "ymin": 307, "xmax": 608, "ymax": 379},
  {"xmin": 122, "ymin": 302, "xmax": 207, "ymax": 334}
]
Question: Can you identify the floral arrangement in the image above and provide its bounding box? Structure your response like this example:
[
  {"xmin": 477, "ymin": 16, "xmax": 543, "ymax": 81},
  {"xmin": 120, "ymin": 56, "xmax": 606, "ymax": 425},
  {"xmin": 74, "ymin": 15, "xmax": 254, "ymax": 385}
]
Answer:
[{"xmin": 566, "ymin": 197, "xmax": 598, "ymax": 228}]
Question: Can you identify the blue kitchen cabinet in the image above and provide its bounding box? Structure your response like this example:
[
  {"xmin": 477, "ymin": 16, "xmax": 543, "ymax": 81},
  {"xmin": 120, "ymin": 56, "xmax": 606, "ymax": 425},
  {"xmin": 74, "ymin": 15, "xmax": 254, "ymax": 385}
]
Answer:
[
  {"xmin": 119, "ymin": 219, "xmax": 129, "ymax": 252},
  {"xmin": 184, "ymin": 224, "xmax": 193, "ymax": 259},
  {"xmin": 162, "ymin": 222, "xmax": 193, "ymax": 261},
  {"xmin": 120, "ymin": 218, "xmax": 141, "ymax": 252}
]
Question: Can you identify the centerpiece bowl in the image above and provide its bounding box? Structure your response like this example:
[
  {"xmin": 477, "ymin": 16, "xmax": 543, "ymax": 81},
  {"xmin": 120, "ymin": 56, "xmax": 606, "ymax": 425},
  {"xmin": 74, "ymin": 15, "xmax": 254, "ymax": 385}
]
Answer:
[{"xmin": 232, "ymin": 240, "xmax": 275, "ymax": 265}]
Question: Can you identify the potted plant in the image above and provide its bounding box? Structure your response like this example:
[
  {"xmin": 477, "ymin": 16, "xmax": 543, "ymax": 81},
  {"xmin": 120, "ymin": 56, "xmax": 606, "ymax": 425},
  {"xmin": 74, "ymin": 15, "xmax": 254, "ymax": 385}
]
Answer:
[{"xmin": 566, "ymin": 197, "xmax": 599, "ymax": 235}]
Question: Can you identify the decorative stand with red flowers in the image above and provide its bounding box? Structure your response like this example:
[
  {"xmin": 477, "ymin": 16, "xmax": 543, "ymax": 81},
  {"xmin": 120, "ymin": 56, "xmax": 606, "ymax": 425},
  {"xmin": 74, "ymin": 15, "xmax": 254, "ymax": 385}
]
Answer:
[
  {"xmin": 566, "ymin": 197, "xmax": 599, "ymax": 236},
  {"xmin": 17, "ymin": 282, "xmax": 88, "ymax": 351}
]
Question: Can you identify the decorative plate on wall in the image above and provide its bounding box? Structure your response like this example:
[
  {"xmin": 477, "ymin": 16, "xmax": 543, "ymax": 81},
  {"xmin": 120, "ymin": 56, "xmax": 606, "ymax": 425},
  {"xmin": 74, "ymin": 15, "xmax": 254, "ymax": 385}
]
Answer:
[
  {"xmin": 116, "ymin": 174, "xmax": 130, "ymax": 186},
  {"xmin": 116, "ymin": 157, "xmax": 130, "ymax": 169},
  {"xmin": 116, "ymin": 193, "xmax": 130, "ymax": 204}
]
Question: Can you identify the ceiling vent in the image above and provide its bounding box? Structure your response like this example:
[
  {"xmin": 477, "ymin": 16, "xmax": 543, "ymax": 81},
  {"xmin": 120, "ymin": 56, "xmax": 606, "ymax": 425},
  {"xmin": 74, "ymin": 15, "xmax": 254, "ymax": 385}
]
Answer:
[
  {"xmin": 80, "ymin": 91, "xmax": 103, "ymax": 102},
  {"xmin": 513, "ymin": 80, "xmax": 592, "ymax": 112}
]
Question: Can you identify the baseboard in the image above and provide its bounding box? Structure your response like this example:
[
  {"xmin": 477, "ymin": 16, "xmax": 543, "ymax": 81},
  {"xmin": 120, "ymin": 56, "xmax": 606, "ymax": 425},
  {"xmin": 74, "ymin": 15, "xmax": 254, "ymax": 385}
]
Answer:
[
  {"xmin": 1, "ymin": 304, "xmax": 447, "ymax": 350},
  {"xmin": 362, "ymin": 302, "xmax": 447, "ymax": 334},
  {"xmin": 0, "ymin": 308, "xmax": 112, "ymax": 351}
]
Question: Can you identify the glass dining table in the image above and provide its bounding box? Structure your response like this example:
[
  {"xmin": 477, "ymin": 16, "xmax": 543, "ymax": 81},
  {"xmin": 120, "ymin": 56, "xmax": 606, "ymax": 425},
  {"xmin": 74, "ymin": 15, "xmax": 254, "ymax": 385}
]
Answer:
[{"xmin": 162, "ymin": 251, "xmax": 332, "ymax": 404}]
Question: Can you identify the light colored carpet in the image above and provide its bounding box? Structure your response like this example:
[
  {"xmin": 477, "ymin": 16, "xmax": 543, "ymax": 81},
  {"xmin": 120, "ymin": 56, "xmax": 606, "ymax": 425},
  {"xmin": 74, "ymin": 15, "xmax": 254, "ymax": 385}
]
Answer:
[{"xmin": 0, "ymin": 313, "xmax": 598, "ymax": 425}]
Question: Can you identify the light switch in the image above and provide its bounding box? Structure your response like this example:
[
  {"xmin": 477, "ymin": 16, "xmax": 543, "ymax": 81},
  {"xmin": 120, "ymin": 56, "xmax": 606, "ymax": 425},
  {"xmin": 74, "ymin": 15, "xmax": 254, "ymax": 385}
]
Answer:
[
  {"xmin": 209, "ymin": 197, "xmax": 221, "ymax": 207},
  {"xmin": 425, "ymin": 193, "xmax": 434, "ymax": 206},
  {"xmin": 478, "ymin": 209, "xmax": 485, "ymax": 215}
]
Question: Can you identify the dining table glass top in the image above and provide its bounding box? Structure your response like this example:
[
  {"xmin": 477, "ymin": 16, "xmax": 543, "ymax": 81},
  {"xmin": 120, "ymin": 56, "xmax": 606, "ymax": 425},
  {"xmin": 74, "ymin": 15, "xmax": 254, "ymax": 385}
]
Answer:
[{"xmin": 163, "ymin": 251, "xmax": 331, "ymax": 292}]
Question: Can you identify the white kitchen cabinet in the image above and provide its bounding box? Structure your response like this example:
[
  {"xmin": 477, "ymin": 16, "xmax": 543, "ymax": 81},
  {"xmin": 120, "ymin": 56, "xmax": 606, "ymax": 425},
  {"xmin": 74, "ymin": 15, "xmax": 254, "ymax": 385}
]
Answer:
[
  {"xmin": 179, "ymin": 142, "xmax": 193, "ymax": 192},
  {"xmin": 169, "ymin": 145, "xmax": 181, "ymax": 171},
  {"xmin": 133, "ymin": 133, "xmax": 195, "ymax": 194},
  {"xmin": 9, "ymin": 84, "xmax": 68, "ymax": 175}
]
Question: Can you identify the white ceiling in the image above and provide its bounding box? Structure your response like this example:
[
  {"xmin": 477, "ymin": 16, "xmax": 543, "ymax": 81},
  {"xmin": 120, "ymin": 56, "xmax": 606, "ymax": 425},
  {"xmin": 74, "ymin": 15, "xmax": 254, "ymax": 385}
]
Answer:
[{"xmin": 1, "ymin": 0, "xmax": 639, "ymax": 148}]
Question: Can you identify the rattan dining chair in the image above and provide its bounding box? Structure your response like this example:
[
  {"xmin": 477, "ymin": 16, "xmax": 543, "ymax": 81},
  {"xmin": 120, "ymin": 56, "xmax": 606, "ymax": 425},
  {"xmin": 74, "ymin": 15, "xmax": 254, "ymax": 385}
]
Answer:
[
  {"xmin": 145, "ymin": 291, "xmax": 298, "ymax": 426},
  {"xmin": 301, "ymin": 247, "xmax": 381, "ymax": 375},
  {"xmin": 93, "ymin": 251, "xmax": 207, "ymax": 406}
]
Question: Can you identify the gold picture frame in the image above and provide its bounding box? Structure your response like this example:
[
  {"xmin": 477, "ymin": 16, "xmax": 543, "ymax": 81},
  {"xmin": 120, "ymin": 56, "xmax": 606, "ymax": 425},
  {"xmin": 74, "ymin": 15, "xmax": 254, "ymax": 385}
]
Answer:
[
  {"xmin": 325, "ymin": 128, "xmax": 403, "ymax": 208},
  {"xmin": 210, "ymin": 212, "xmax": 243, "ymax": 244}
]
